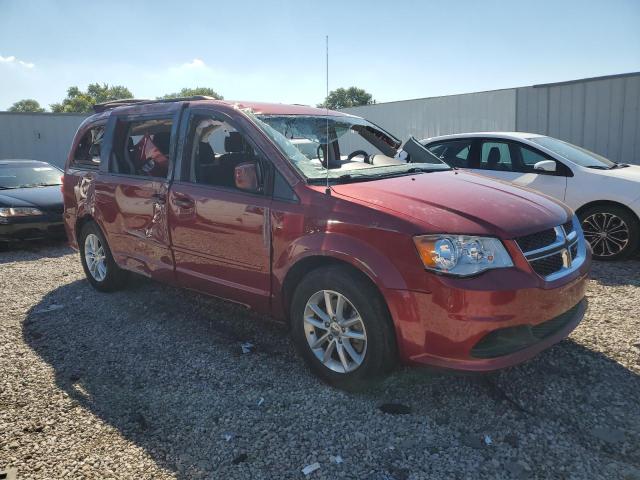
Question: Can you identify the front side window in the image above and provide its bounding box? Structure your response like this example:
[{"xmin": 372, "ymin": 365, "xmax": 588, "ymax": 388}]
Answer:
[
  {"xmin": 479, "ymin": 141, "xmax": 513, "ymax": 171},
  {"xmin": 528, "ymin": 136, "xmax": 616, "ymax": 169},
  {"xmin": 0, "ymin": 162, "xmax": 62, "ymax": 189},
  {"xmin": 184, "ymin": 114, "xmax": 264, "ymax": 193},
  {"xmin": 73, "ymin": 125, "xmax": 104, "ymax": 169},
  {"xmin": 111, "ymin": 118, "xmax": 173, "ymax": 178},
  {"xmin": 426, "ymin": 140, "xmax": 472, "ymax": 168},
  {"xmin": 245, "ymin": 112, "xmax": 449, "ymax": 183}
]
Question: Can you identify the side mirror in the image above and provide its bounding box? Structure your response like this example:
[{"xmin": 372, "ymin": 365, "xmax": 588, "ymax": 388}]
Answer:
[
  {"xmin": 533, "ymin": 160, "xmax": 557, "ymax": 173},
  {"xmin": 234, "ymin": 162, "xmax": 259, "ymax": 192}
]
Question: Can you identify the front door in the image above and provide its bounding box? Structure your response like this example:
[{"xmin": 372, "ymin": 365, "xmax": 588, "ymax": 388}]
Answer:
[
  {"xmin": 97, "ymin": 113, "xmax": 177, "ymax": 282},
  {"xmin": 469, "ymin": 139, "xmax": 567, "ymax": 201},
  {"xmin": 168, "ymin": 108, "xmax": 271, "ymax": 311}
]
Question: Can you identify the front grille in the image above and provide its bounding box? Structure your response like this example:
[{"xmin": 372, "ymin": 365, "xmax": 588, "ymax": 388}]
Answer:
[
  {"xmin": 47, "ymin": 205, "xmax": 64, "ymax": 215},
  {"xmin": 570, "ymin": 243, "xmax": 578, "ymax": 260},
  {"xmin": 471, "ymin": 302, "xmax": 582, "ymax": 359},
  {"xmin": 530, "ymin": 253, "xmax": 564, "ymax": 277},
  {"xmin": 515, "ymin": 228, "xmax": 556, "ymax": 252},
  {"xmin": 562, "ymin": 220, "xmax": 574, "ymax": 235}
]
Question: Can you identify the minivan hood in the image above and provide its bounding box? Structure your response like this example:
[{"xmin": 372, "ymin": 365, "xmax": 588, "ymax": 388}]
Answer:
[{"xmin": 331, "ymin": 170, "xmax": 569, "ymax": 238}]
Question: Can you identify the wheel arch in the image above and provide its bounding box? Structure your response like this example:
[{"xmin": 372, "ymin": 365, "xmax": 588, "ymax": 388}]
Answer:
[
  {"xmin": 75, "ymin": 214, "xmax": 96, "ymax": 246},
  {"xmin": 280, "ymin": 254, "xmax": 399, "ymax": 359},
  {"xmin": 575, "ymin": 200, "xmax": 640, "ymax": 224}
]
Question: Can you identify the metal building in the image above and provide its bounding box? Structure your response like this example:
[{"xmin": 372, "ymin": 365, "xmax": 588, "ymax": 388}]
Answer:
[
  {"xmin": 343, "ymin": 72, "xmax": 640, "ymax": 165},
  {"xmin": 0, "ymin": 72, "xmax": 638, "ymax": 167},
  {"xmin": 0, "ymin": 112, "xmax": 87, "ymax": 168}
]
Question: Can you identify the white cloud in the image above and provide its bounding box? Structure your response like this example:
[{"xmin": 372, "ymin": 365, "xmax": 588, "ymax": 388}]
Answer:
[
  {"xmin": 181, "ymin": 58, "xmax": 205, "ymax": 69},
  {"xmin": 0, "ymin": 54, "xmax": 35, "ymax": 68}
]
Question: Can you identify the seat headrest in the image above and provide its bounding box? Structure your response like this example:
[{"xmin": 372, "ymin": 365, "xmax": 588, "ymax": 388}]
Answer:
[
  {"xmin": 225, "ymin": 132, "xmax": 244, "ymax": 153},
  {"xmin": 153, "ymin": 131, "xmax": 171, "ymax": 155},
  {"xmin": 487, "ymin": 147, "xmax": 501, "ymax": 165}
]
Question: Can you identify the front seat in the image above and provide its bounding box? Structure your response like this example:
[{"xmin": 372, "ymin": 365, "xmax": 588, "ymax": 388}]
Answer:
[
  {"xmin": 218, "ymin": 132, "xmax": 253, "ymax": 187},
  {"xmin": 196, "ymin": 142, "xmax": 216, "ymax": 183},
  {"xmin": 486, "ymin": 147, "xmax": 501, "ymax": 169}
]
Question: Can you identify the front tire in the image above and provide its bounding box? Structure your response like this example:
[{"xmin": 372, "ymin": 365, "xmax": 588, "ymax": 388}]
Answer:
[
  {"xmin": 579, "ymin": 205, "xmax": 639, "ymax": 260},
  {"xmin": 79, "ymin": 222, "xmax": 129, "ymax": 292},
  {"xmin": 290, "ymin": 265, "xmax": 396, "ymax": 390}
]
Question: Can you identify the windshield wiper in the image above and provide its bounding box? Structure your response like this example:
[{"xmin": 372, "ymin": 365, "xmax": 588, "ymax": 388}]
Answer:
[
  {"xmin": 335, "ymin": 174, "xmax": 379, "ymax": 184},
  {"xmin": 609, "ymin": 163, "xmax": 630, "ymax": 169},
  {"xmin": 585, "ymin": 165, "xmax": 609, "ymax": 170}
]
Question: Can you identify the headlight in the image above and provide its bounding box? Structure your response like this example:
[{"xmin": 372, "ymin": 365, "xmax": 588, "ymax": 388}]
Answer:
[
  {"xmin": 0, "ymin": 207, "xmax": 44, "ymax": 217},
  {"xmin": 413, "ymin": 234, "xmax": 513, "ymax": 276}
]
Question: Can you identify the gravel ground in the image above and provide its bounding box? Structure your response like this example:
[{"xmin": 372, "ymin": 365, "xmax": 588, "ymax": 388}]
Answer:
[{"xmin": 1, "ymin": 241, "xmax": 639, "ymax": 479}]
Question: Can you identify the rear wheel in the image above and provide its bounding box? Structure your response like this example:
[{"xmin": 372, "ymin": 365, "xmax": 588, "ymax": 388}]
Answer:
[
  {"xmin": 290, "ymin": 265, "xmax": 396, "ymax": 390},
  {"xmin": 579, "ymin": 205, "xmax": 639, "ymax": 260},
  {"xmin": 79, "ymin": 222, "xmax": 129, "ymax": 291}
]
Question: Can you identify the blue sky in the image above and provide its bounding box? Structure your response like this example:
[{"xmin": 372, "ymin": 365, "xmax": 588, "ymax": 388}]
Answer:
[{"xmin": 0, "ymin": 0, "xmax": 639, "ymax": 110}]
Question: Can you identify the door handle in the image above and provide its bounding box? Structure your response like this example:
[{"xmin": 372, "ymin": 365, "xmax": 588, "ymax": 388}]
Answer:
[
  {"xmin": 152, "ymin": 193, "xmax": 166, "ymax": 205},
  {"xmin": 173, "ymin": 197, "xmax": 195, "ymax": 208}
]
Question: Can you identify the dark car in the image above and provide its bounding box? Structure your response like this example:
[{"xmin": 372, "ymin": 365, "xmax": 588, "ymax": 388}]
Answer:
[
  {"xmin": 63, "ymin": 97, "xmax": 589, "ymax": 388},
  {"xmin": 0, "ymin": 160, "xmax": 65, "ymax": 243}
]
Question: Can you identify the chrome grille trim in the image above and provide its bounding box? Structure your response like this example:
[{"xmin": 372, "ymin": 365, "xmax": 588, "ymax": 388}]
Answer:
[{"xmin": 517, "ymin": 216, "xmax": 587, "ymax": 281}]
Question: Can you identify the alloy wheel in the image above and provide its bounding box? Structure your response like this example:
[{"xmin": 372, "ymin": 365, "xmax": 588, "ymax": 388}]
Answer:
[
  {"xmin": 582, "ymin": 212, "xmax": 630, "ymax": 257},
  {"xmin": 303, "ymin": 290, "xmax": 367, "ymax": 373},
  {"xmin": 84, "ymin": 233, "xmax": 107, "ymax": 281}
]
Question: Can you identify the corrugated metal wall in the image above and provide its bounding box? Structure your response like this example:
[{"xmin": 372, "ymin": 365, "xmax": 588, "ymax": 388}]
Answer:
[
  {"xmin": 342, "ymin": 89, "xmax": 517, "ymax": 140},
  {"xmin": 342, "ymin": 72, "xmax": 640, "ymax": 165},
  {"xmin": 0, "ymin": 113, "xmax": 87, "ymax": 168},
  {"xmin": 1, "ymin": 73, "xmax": 638, "ymax": 167},
  {"xmin": 516, "ymin": 74, "xmax": 640, "ymax": 164}
]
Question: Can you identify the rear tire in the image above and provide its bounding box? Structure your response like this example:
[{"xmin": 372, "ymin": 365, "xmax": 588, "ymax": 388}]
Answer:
[
  {"xmin": 79, "ymin": 222, "xmax": 129, "ymax": 292},
  {"xmin": 579, "ymin": 205, "xmax": 639, "ymax": 261},
  {"xmin": 290, "ymin": 265, "xmax": 397, "ymax": 390}
]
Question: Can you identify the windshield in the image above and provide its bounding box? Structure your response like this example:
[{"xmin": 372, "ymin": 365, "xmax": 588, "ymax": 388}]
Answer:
[
  {"xmin": 0, "ymin": 163, "xmax": 62, "ymax": 189},
  {"xmin": 247, "ymin": 112, "xmax": 449, "ymax": 182},
  {"xmin": 529, "ymin": 136, "xmax": 616, "ymax": 169}
]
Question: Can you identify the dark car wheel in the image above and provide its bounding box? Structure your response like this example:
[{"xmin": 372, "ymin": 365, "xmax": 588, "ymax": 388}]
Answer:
[
  {"xmin": 290, "ymin": 265, "xmax": 397, "ymax": 390},
  {"xmin": 79, "ymin": 222, "xmax": 129, "ymax": 292},
  {"xmin": 579, "ymin": 205, "xmax": 639, "ymax": 260}
]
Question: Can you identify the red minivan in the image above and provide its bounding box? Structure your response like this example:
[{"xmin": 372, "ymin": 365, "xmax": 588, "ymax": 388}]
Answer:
[{"xmin": 63, "ymin": 97, "xmax": 590, "ymax": 388}]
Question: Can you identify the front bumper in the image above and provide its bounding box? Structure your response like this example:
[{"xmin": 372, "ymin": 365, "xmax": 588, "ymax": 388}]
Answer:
[
  {"xmin": 0, "ymin": 216, "xmax": 66, "ymax": 242},
  {"xmin": 384, "ymin": 258, "xmax": 590, "ymax": 371}
]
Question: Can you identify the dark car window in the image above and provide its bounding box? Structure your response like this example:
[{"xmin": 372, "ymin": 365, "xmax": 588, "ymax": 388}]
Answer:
[
  {"xmin": 184, "ymin": 113, "xmax": 265, "ymax": 193},
  {"xmin": 426, "ymin": 140, "xmax": 472, "ymax": 168},
  {"xmin": 110, "ymin": 118, "xmax": 173, "ymax": 178},
  {"xmin": 0, "ymin": 163, "xmax": 62, "ymax": 189},
  {"xmin": 72, "ymin": 126, "xmax": 104, "ymax": 169},
  {"xmin": 479, "ymin": 141, "xmax": 513, "ymax": 171}
]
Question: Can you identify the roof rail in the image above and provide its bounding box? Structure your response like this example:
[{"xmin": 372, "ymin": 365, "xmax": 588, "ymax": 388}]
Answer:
[{"xmin": 92, "ymin": 96, "xmax": 218, "ymax": 113}]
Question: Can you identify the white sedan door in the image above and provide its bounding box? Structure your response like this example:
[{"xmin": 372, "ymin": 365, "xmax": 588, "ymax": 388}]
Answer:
[{"xmin": 470, "ymin": 140, "xmax": 567, "ymax": 202}]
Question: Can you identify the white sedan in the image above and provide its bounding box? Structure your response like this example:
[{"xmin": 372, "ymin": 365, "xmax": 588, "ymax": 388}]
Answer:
[{"xmin": 421, "ymin": 132, "xmax": 640, "ymax": 260}]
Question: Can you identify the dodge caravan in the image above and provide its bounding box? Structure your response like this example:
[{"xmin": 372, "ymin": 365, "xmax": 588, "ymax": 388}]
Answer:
[{"xmin": 63, "ymin": 97, "xmax": 590, "ymax": 388}]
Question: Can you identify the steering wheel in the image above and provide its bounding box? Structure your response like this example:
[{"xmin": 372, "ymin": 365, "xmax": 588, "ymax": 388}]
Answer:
[{"xmin": 347, "ymin": 150, "xmax": 370, "ymax": 164}]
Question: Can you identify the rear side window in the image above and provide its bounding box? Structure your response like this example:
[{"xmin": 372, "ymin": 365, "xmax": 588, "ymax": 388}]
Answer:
[
  {"xmin": 426, "ymin": 140, "xmax": 472, "ymax": 168},
  {"xmin": 110, "ymin": 118, "xmax": 173, "ymax": 178},
  {"xmin": 72, "ymin": 126, "xmax": 104, "ymax": 169}
]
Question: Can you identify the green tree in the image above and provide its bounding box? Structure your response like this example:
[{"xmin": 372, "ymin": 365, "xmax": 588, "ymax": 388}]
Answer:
[
  {"xmin": 8, "ymin": 99, "xmax": 46, "ymax": 113},
  {"xmin": 50, "ymin": 83, "xmax": 134, "ymax": 113},
  {"xmin": 159, "ymin": 87, "xmax": 223, "ymax": 100},
  {"xmin": 317, "ymin": 87, "xmax": 375, "ymax": 109}
]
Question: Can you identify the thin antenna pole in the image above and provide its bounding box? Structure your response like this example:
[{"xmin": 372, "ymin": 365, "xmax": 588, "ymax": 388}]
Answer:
[{"xmin": 325, "ymin": 35, "xmax": 331, "ymax": 195}]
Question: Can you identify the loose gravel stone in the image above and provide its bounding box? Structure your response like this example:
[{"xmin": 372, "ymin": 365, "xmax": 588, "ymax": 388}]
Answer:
[{"xmin": 1, "ymin": 241, "xmax": 639, "ymax": 479}]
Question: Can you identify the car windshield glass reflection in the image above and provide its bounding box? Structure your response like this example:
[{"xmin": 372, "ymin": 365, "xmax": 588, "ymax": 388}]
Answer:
[
  {"xmin": 529, "ymin": 136, "xmax": 616, "ymax": 169},
  {"xmin": 0, "ymin": 164, "xmax": 62, "ymax": 189},
  {"xmin": 247, "ymin": 112, "xmax": 449, "ymax": 182}
]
